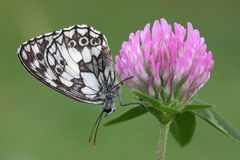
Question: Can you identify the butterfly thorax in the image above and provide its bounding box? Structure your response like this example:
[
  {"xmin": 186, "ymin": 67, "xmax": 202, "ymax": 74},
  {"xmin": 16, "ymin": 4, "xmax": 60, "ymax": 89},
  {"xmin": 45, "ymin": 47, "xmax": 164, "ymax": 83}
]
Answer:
[{"xmin": 101, "ymin": 84, "xmax": 120, "ymax": 115}]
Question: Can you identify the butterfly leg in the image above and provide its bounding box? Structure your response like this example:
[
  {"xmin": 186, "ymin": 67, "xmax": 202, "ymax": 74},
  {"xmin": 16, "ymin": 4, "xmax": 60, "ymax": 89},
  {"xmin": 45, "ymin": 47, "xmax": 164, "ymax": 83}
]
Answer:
[{"xmin": 117, "ymin": 92, "xmax": 141, "ymax": 107}]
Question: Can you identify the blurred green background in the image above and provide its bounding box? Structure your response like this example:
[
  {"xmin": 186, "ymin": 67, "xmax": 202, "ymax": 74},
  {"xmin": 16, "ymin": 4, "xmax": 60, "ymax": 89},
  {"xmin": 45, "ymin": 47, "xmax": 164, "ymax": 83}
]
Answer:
[{"xmin": 0, "ymin": 0, "xmax": 239, "ymax": 159}]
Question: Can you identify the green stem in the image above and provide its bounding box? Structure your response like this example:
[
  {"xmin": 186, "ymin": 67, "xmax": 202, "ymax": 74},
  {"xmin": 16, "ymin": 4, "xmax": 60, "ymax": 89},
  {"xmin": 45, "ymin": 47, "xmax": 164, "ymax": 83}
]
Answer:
[{"xmin": 156, "ymin": 120, "xmax": 172, "ymax": 160}]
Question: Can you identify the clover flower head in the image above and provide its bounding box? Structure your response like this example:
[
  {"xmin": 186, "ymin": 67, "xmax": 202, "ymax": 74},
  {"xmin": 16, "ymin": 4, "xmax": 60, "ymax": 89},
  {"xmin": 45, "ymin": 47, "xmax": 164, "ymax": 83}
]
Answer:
[{"xmin": 115, "ymin": 18, "xmax": 214, "ymax": 104}]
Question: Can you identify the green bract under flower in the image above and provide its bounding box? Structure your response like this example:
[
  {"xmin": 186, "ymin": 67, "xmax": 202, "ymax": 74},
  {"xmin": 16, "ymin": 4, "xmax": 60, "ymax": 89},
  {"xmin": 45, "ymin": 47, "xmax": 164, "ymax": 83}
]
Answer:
[{"xmin": 115, "ymin": 18, "xmax": 214, "ymax": 105}]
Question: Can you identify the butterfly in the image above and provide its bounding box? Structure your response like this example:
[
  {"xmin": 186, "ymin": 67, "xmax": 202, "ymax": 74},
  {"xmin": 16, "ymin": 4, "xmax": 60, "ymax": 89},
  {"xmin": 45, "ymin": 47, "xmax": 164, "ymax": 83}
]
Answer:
[{"xmin": 17, "ymin": 24, "xmax": 132, "ymax": 146}]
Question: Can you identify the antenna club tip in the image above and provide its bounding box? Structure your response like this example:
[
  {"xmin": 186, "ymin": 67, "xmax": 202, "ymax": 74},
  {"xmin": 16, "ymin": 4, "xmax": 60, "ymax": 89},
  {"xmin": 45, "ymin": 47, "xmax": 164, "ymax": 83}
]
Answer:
[{"xmin": 92, "ymin": 143, "xmax": 97, "ymax": 149}]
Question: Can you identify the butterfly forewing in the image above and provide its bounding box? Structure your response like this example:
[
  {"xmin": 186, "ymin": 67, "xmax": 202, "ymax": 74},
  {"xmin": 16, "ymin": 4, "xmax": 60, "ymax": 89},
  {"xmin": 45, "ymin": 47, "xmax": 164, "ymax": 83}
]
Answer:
[{"xmin": 18, "ymin": 25, "xmax": 117, "ymax": 105}]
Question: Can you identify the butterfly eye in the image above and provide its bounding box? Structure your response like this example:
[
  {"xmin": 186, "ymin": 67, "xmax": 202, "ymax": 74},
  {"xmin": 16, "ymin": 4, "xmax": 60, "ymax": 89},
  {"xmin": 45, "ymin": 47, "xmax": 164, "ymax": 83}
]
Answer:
[
  {"xmin": 68, "ymin": 40, "xmax": 77, "ymax": 47},
  {"xmin": 90, "ymin": 38, "xmax": 101, "ymax": 46},
  {"xmin": 79, "ymin": 37, "xmax": 89, "ymax": 46}
]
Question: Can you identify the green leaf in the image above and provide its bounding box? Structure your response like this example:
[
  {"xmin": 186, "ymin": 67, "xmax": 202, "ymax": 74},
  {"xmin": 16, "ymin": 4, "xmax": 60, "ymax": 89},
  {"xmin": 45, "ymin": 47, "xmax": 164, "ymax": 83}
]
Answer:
[
  {"xmin": 181, "ymin": 104, "xmax": 214, "ymax": 112},
  {"xmin": 168, "ymin": 100, "xmax": 178, "ymax": 108},
  {"xmin": 132, "ymin": 90, "xmax": 180, "ymax": 114},
  {"xmin": 170, "ymin": 112, "xmax": 196, "ymax": 147},
  {"xmin": 104, "ymin": 106, "xmax": 148, "ymax": 126},
  {"xmin": 132, "ymin": 90, "xmax": 162, "ymax": 106},
  {"xmin": 192, "ymin": 108, "xmax": 240, "ymax": 142}
]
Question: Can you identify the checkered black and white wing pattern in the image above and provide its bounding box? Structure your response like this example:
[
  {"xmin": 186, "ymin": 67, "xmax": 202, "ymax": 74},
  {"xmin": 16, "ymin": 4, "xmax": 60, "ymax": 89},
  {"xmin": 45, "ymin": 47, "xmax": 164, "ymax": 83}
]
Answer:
[
  {"xmin": 17, "ymin": 31, "xmax": 60, "ymax": 90},
  {"xmin": 18, "ymin": 25, "xmax": 117, "ymax": 104}
]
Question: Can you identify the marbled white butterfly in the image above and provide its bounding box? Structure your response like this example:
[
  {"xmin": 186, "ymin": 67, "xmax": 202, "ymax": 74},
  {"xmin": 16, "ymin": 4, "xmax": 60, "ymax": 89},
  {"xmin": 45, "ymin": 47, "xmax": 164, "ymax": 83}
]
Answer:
[{"xmin": 17, "ymin": 25, "xmax": 131, "ymax": 146}]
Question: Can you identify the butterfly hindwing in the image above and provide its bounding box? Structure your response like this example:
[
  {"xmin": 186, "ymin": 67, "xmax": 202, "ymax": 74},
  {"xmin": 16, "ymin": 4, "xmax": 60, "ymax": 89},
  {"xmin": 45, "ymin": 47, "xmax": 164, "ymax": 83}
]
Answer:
[
  {"xmin": 18, "ymin": 25, "xmax": 117, "ymax": 104},
  {"xmin": 18, "ymin": 31, "xmax": 59, "ymax": 87}
]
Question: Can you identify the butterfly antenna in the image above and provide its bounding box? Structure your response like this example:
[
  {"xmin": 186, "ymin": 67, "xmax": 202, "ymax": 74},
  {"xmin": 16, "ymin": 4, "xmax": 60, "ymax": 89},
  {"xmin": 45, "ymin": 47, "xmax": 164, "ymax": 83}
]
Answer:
[
  {"xmin": 88, "ymin": 110, "xmax": 104, "ymax": 148},
  {"xmin": 110, "ymin": 76, "xmax": 134, "ymax": 92},
  {"xmin": 92, "ymin": 111, "xmax": 104, "ymax": 147}
]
